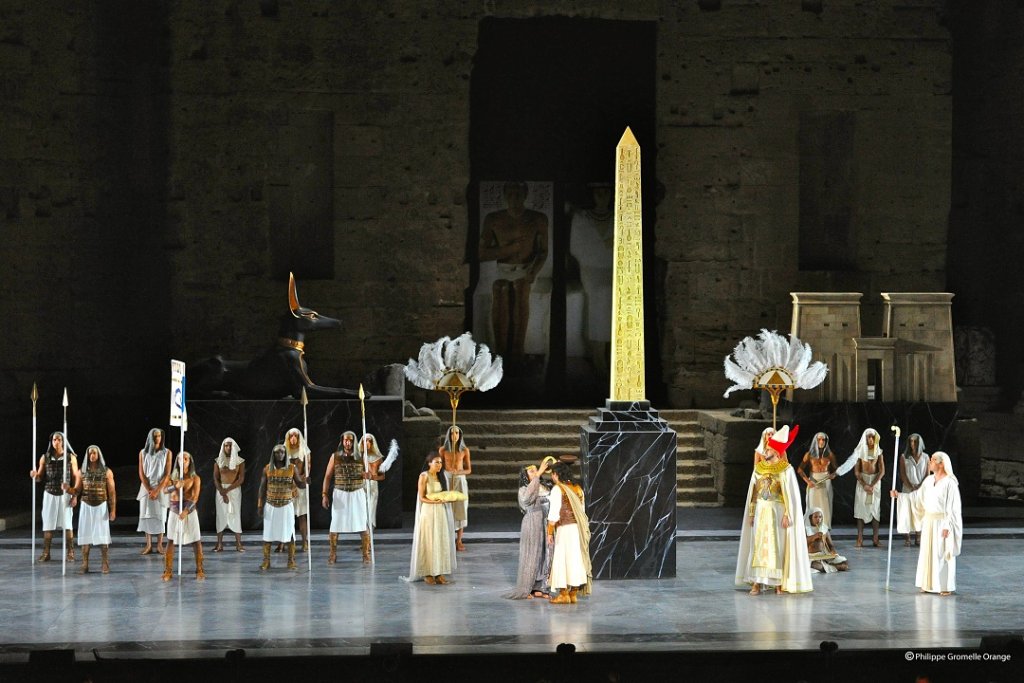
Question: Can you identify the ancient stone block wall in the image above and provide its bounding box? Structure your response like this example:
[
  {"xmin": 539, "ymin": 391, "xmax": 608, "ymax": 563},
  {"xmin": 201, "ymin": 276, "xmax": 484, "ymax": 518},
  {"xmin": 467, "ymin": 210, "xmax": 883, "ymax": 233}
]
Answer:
[
  {"xmin": 657, "ymin": 1, "xmax": 951, "ymax": 407},
  {"xmin": 0, "ymin": 0, "xmax": 955, "ymax": 442}
]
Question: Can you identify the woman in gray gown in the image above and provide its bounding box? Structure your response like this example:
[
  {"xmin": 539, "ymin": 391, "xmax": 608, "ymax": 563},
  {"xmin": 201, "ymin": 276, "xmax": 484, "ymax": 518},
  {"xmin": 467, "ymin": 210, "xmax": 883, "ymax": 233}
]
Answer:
[{"xmin": 504, "ymin": 459, "xmax": 553, "ymax": 599}]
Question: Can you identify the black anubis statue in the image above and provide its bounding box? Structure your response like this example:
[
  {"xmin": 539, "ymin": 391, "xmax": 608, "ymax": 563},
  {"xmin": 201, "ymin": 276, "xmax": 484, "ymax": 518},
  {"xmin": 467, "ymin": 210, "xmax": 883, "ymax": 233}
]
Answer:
[{"xmin": 190, "ymin": 274, "xmax": 361, "ymax": 399}]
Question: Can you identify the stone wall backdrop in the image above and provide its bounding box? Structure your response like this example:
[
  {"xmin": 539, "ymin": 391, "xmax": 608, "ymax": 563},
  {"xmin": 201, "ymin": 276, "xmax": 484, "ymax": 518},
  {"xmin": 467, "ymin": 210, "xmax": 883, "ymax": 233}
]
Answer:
[{"xmin": 3, "ymin": 0, "xmax": 1024, "ymax": 504}]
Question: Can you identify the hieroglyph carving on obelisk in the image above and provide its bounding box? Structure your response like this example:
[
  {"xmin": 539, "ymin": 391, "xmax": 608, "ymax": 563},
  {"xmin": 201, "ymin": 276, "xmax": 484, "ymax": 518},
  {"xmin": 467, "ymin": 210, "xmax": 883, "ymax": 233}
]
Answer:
[{"xmin": 609, "ymin": 127, "xmax": 645, "ymax": 401}]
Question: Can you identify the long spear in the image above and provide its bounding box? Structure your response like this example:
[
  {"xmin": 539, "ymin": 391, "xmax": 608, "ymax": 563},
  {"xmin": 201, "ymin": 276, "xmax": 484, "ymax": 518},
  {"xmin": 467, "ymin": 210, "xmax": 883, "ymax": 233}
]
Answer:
[
  {"xmin": 61, "ymin": 388, "xmax": 68, "ymax": 577},
  {"xmin": 302, "ymin": 388, "xmax": 312, "ymax": 572},
  {"xmin": 178, "ymin": 376, "xmax": 187, "ymax": 579},
  {"xmin": 31, "ymin": 383, "xmax": 38, "ymax": 566},
  {"xmin": 885, "ymin": 424, "xmax": 902, "ymax": 591},
  {"xmin": 358, "ymin": 384, "xmax": 375, "ymax": 564}
]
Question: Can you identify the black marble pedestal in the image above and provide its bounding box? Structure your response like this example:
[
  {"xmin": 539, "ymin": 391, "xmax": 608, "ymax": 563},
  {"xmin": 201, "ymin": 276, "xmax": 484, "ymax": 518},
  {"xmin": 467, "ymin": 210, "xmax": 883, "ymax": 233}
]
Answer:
[
  {"xmin": 184, "ymin": 397, "xmax": 404, "ymax": 531},
  {"xmin": 579, "ymin": 400, "xmax": 677, "ymax": 579}
]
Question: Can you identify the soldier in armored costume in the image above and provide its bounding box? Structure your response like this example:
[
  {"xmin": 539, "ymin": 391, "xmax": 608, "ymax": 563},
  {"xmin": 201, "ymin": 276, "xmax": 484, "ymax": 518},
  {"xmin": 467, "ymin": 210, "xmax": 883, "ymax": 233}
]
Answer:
[
  {"xmin": 30, "ymin": 431, "xmax": 80, "ymax": 562},
  {"xmin": 321, "ymin": 431, "xmax": 373, "ymax": 563},
  {"xmin": 75, "ymin": 445, "xmax": 116, "ymax": 574},
  {"xmin": 258, "ymin": 444, "xmax": 306, "ymax": 570}
]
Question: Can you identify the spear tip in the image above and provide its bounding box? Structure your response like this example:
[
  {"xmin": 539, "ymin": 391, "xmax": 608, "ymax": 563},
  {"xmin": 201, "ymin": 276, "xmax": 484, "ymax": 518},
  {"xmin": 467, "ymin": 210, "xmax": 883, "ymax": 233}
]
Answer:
[
  {"xmin": 62, "ymin": 388, "xmax": 68, "ymax": 407},
  {"xmin": 31, "ymin": 383, "xmax": 38, "ymax": 402},
  {"xmin": 358, "ymin": 384, "xmax": 365, "ymax": 400},
  {"xmin": 301, "ymin": 387, "xmax": 309, "ymax": 406}
]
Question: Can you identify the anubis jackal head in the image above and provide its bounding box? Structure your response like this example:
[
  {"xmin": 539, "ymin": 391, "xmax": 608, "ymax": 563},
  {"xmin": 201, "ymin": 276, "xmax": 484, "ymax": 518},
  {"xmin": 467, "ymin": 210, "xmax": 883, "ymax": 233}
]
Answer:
[{"xmin": 285, "ymin": 272, "xmax": 342, "ymax": 334}]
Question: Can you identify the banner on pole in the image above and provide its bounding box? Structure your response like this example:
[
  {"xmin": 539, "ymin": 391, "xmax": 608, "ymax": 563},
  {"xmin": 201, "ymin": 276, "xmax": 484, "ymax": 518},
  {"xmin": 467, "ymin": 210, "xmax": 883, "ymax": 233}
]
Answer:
[{"xmin": 170, "ymin": 359, "xmax": 187, "ymax": 429}]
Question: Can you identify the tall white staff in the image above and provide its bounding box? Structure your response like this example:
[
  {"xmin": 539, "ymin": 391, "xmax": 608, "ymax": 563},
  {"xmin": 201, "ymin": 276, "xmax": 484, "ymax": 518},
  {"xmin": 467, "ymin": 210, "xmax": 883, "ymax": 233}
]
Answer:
[
  {"xmin": 31, "ymin": 383, "xmax": 38, "ymax": 566},
  {"xmin": 170, "ymin": 360, "xmax": 187, "ymax": 579},
  {"xmin": 885, "ymin": 425, "xmax": 902, "ymax": 591},
  {"xmin": 358, "ymin": 384, "xmax": 375, "ymax": 564},
  {"xmin": 301, "ymin": 388, "xmax": 312, "ymax": 572},
  {"xmin": 61, "ymin": 388, "xmax": 69, "ymax": 577}
]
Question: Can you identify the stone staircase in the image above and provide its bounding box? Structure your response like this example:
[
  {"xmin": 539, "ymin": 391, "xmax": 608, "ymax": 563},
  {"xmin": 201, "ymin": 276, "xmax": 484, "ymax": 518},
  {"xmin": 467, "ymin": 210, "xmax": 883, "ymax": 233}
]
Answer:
[{"xmin": 457, "ymin": 408, "xmax": 721, "ymax": 509}]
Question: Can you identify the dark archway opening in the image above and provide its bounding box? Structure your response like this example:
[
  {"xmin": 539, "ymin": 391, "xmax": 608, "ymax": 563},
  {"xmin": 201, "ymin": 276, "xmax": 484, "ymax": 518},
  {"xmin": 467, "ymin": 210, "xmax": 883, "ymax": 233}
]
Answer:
[{"xmin": 466, "ymin": 16, "xmax": 659, "ymax": 407}]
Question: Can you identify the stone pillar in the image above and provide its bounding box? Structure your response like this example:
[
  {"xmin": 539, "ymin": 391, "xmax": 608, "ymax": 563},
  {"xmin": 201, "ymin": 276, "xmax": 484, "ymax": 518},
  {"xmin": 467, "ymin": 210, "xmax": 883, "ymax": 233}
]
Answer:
[
  {"xmin": 580, "ymin": 400, "xmax": 676, "ymax": 579},
  {"xmin": 789, "ymin": 292, "xmax": 863, "ymax": 402},
  {"xmin": 881, "ymin": 293, "xmax": 957, "ymax": 402}
]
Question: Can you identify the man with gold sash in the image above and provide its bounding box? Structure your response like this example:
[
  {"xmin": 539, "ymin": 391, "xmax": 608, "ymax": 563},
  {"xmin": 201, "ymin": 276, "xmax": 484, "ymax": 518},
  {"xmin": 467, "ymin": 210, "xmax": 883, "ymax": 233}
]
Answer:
[
  {"xmin": 163, "ymin": 451, "xmax": 204, "ymax": 581},
  {"xmin": 546, "ymin": 462, "xmax": 592, "ymax": 604},
  {"xmin": 735, "ymin": 425, "xmax": 813, "ymax": 595},
  {"xmin": 258, "ymin": 444, "xmax": 305, "ymax": 570},
  {"xmin": 321, "ymin": 431, "xmax": 372, "ymax": 563},
  {"xmin": 75, "ymin": 445, "xmax": 116, "ymax": 574}
]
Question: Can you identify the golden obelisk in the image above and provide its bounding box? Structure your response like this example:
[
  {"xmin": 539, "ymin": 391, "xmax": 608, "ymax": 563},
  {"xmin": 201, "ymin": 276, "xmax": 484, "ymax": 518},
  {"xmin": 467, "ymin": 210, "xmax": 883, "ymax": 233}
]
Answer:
[{"xmin": 610, "ymin": 127, "xmax": 645, "ymax": 401}]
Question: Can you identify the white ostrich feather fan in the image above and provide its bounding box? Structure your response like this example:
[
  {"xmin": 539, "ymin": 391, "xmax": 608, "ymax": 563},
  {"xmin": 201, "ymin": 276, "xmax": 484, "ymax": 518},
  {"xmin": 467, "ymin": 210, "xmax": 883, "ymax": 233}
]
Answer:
[
  {"xmin": 723, "ymin": 329, "xmax": 828, "ymax": 398},
  {"xmin": 404, "ymin": 332, "xmax": 504, "ymax": 393}
]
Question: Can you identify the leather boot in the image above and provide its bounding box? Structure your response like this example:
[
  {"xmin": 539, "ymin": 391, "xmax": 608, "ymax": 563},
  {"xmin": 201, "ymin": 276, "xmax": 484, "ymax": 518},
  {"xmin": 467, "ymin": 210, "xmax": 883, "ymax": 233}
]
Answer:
[
  {"xmin": 328, "ymin": 533, "xmax": 337, "ymax": 564},
  {"xmin": 65, "ymin": 531, "xmax": 76, "ymax": 561},
  {"xmin": 287, "ymin": 541, "xmax": 297, "ymax": 570},
  {"xmin": 549, "ymin": 589, "xmax": 572, "ymax": 604},
  {"xmin": 260, "ymin": 543, "xmax": 271, "ymax": 571},
  {"xmin": 79, "ymin": 545, "xmax": 90, "ymax": 574},
  {"xmin": 39, "ymin": 533, "xmax": 52, "ymax": 562},
  {"xmin": 569, "ymin": 587, "xmax": 578, "ymax": 604},
  {"xmin": 162, "ymin": 544, "xmax": 174, "ymax": 581},
  {"xmin": 195, "ymin": 544, "xmax": 206, "ymax": 580},
  {"xmin": 101, "ymin": 546, "xmax": 110, "ymax": 574},
  {"xmin": 360, "ymin": 532, "xmax": 371, "ymax": 563}
]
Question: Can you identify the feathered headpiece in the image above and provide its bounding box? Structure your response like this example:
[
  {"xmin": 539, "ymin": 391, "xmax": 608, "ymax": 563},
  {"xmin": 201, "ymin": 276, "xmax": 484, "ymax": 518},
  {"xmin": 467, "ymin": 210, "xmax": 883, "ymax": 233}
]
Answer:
[
  {"xmin": 404, "ymin": 332, "xmax": 503, "ymax": 427},
  {"xmin": 722, "ymin": 329, "xmax": 828, "ymax": 398},
  {"xmin": 404, "ymin": 332, "xmax": 504, "ymax": 393}
]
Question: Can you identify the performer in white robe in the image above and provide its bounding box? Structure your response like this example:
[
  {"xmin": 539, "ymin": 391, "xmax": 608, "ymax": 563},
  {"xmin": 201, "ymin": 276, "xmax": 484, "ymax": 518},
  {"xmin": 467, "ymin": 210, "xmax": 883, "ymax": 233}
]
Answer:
[
  {"xmin": 839, "ymin": 428, "xmax": 885, "ymax": 547},
  {"xmin": 284, "ymin": 428, "xmax": 311, "ymax": 552},
  {"xmin": 359, "ymin": 433, "xmax": 386, "ymax": 527},
  {"xmin": 405, "ymin": 453, "xmax": 457, "ymax": 584},
  {"xmin": 891, "ymin": 451, "xmax": 962, "ymax": 595},
  {"xmin": 797, "ymin": 432, "xmax": 838, "ymax": 529},
  {"xmin": 258, "ymin": 444, "xmax": 305, "ymax": 570},
  {"xmin": 439, "ymin": 425, "xmax": 471, "ymax": 550},
  {"xmin": 735, "ymin": 425, "xmax": 813, "ymax": 595},
  {"xmin": 546, "ymin": 462, "xmax": 592, "ymax": 604},
  {"xmin": 213, "ymin": 437, "xmax": 245, "ymax": 552},
  {"xmin": 804, "ymin": 507, "xmax": 848, "ymax": 574},
  {"xmin": 136, "ymin": 427, "xmax": 172, "ymax": 555},
  {"xmin": 163, "ymin": 451, "xmax": 204, "ymax": 581},
  {"xmin": 76, "ymin": 445, "xmax": 116, "ymax": 574},
  {"xmin": 896, "ymin": 433, "xmax": 929, "ymax": 545}
]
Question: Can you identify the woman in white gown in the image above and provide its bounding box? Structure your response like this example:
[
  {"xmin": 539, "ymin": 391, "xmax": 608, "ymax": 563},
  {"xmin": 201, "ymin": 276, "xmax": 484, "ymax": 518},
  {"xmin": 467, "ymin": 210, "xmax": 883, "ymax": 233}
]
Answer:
[{"xmin": 406, "ymin": 453, "xmax": 457, "ymax": 585}]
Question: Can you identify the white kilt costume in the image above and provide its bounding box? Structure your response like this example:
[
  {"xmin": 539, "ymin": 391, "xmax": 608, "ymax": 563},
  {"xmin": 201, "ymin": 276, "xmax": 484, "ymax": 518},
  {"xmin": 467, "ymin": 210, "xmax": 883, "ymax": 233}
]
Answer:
[
  {"xmin": 167, "ymin": 508, "xmax": 201, "ymax": 545},
  {"xmin": 214, "ymin": 438, "xmax": 245, "ymax": 534},
  {"xmin": 216, "ymin": 488, "xmax": 243, "ymax": 534},
  {"xmin": 42, "ymin": 492, "xmax": 74, "ymax": 532},
  {"xmin": 330, "ymin": 489, "xmax": 368, "ymax": 534},
  {"xmin": 263, "ymin": 502, "xmax": 296, "ymax": 543},
  {"xmin": 77, "ymin": 502, "xmax": 111, "ymax": 546},
  {"xmin": 445, "ymin": 473, "xmax": 469, "ymax": 530}
]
